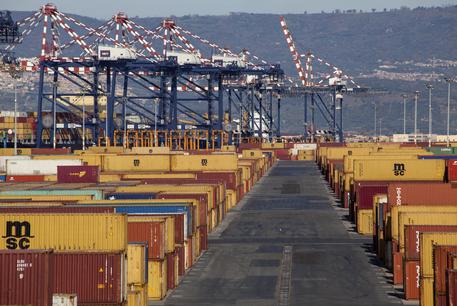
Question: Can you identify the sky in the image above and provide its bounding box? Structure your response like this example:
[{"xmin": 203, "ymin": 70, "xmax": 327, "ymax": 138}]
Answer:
[{"xmin": 2, "ymin": 0, "xmax": 454, "ymax": 19}]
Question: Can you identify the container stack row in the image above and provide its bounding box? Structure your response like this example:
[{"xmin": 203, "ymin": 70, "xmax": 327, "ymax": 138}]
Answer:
[
  {"xmin": 0, "ymin": 144, "xmax": 285, "ymax": 305},
  {"xmin": 318, "ymin": 142, "xmax": 457, "ymax": 306}
]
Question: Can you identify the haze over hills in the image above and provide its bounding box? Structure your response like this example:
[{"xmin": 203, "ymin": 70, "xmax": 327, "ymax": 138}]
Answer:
[{"xmin": 5, "ymin": 5, "xmax": 457, "ymax": 135}]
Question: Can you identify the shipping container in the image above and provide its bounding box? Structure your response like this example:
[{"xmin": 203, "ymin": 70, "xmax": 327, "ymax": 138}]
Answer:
[
  {"xmin": 0, "ymin": 250, "xmax": 53, "ymax": 306},
  {"xmin": 433, "ymin": 245, "xmax": 457, "ymax": 300},
  {"xmin": 387, "ymin": 182, "xmax": 457, "ymax": 207},
  {"xmin": 353, "ymin": 159, "xmax": 445, "ymax": 181},
  {"xmin": 447, "ymin": 270, "xmax": 457, "ymax": 306},
  {"xmin": 128, "ymin": 243, "xmax": 148, "ymax": 285},
  {"xmin": 128, "ymin": 221, "xmax": 165, "ymax": 260},
  {"xmin": 171, "ymin": 154, "xmax": 238, "ymax": 171},
  {"xmin": 449, "ymin": 160, "xmax": 457, "ymax": 182},
  {"xmin": 53, "ymin": 252, "xmax": 126, "ymax": 304},
  {"xmin": 6, "ymin": 159, "xmax": 83, "ymax": 176},
  {"xmin": 404, "ymin": 259, "xmax": 420, "ymax": 300},
  {"xmin": 420, "ymin": 232, "xmax": 457, "ymax": 278},
  {"xmin": 403, "ymin": 223, "xmax": 457, "ymax": 259},
  {"xmin": 127, "ymin": 285, "xmax": 147, "ymax": 306},
  {"xmin": 0, "ymin": 213, "xmax": 127, "ymax": 252},
  {"xmin": 0, "ymin": 155, "xmax": 31, "ymax": 172},
  {"xmin": 147, "ymin": 260, "xmax": 167, "ymax": 300},
  {"xmin": 356, "ymin": 209, "xmax": 373, "ymax": 235},
  {"xmin": 57, "ymin": 165, "xmax": 100, "ymax": 183},
  {"xmin": 128, "ymin": 216, "xmax": 176, "ymax": 254},
  {"xmin": 102, "ymin": 155, "xmax": 171, "ymax": 172}
]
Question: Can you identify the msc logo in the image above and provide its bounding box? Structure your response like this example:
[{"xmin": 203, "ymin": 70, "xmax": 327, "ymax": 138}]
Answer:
[
  {"xmin": 69, "ymin": 171, "xmax": 86, "ymax": 178},
  {"xmin": 133, "ymin": 159, "xmax": 140, "ymax": 167},
  {"xmin": 2, "ymin": 221, "xmax": 34, "ymax": 250},
  {"xmin": 201, "ymin": 159, "xmax": 208, "ymax": 166},
  {"xmin": 393, "ymin": 163, "xmax": 406, "ymax": 176}
]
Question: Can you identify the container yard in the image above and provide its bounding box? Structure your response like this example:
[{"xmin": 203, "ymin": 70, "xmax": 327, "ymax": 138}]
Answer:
[{"xmin": 1, "ymin": 1, "xmax": 457, "ymax": 306}]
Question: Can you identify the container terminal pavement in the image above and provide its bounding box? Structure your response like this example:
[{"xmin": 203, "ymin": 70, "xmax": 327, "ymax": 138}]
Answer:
[{"xmin": 2, "ymin": 143, "xmax": 457, "ymax": 305}]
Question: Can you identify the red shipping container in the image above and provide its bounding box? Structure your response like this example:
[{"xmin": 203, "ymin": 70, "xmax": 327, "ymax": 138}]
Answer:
[
  {"xmin": 404, "ymin": 260, "xmax": 420, "ymax": 300},
  {"xmin": 393, "ymin": 251, "xmax": 403, "ymax": 285},
  {"xmin": 0, "ymin": 250, "xmax": 53, "ymax": 306},
  {"xmin": 387, "ymin": 182, "xmax": 457, "ymax": 208},
  {"xmin": 31, "ymin": 148, "xmax": 71, "ymax": 155},
  {"xmin": 199, "ymin": 225, "xmax": 208, "ymax": 252},
  {"xmin": 196, "ymin": 172, "xmax": 238, "ymax": 190},
  {"xmin": 448, "ymin": 270, "xmax": 457, "ymax": 306},
  {"xmin": 128, "ymin": 221, "xmax": 165, "ymax": 260},
  {"xmin": 449, "ymin": 160, "xmax": 457, "ymax": 182},
  {"xmin": 57, "ymin": 165, "xmax": 100, "ymax": 183},
  {"xmin": 405, "ymin": 225, "xmax": 457, "ymax": 260},
  {"xmin": 434, "ymin": 246, "xmax": 457, "ymax": 297},
  {"xmin": 355, "ymin": 182, "xmax": 388, "ymax": 210},
  {"xmin": 176, "ymin": 245, "xmax": 185, "ymax": 276},
  {"xmin": 6, "ymin": 175, "xmax": 45, "ymax": 182},
  {"xmin": 166, "ymin": 252, "xmax": 176, "ymax": 290},
  {"xmin": 53, "ymin": 252, "xmax": 125, "ymax": 304}
]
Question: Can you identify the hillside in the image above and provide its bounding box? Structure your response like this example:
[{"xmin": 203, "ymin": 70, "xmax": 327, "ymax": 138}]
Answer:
[{"xmin": 5, "ymin": 6, "xmax": 457, "ymax": 135}]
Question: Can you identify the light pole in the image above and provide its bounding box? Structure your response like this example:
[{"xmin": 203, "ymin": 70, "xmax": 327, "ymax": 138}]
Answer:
[
  {"xmin": 154, "ymin": 99, "xmax": 158, "ymax": 147},
  {"xmin": 13, "ymin": 77, "xmax": 17, "ymax": 155},
  {"xmin": 401, "ymin": 94, "xmax": 408, "ymax": 134},
  {"xmin": 426, "ymin": 84, "xmax": 433, "ymax": 147},
  {"xmin": 52, "ymin": 80, "xmax": 58, "ymax": 149},
  {"xmin": 414, "ymin": 91, "xmax": 419, "ymax": 144},
  {"xmin": 445, "ymin": 77, "xmax": 454, "ymax": 147},
  {"xmin": 374, "ymin": 103, "xmax": 377, "ymax": 141}
]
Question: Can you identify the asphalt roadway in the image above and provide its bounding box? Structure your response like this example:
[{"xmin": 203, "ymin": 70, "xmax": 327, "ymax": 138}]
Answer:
[{"xmin": 163, "ymin": 161, "xmax": 402, "ymax": 306}]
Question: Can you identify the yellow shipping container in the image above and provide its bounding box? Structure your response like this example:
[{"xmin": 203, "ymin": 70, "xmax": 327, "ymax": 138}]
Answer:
[
  {"xmin": 122, "ymin": 173, "xmax": 196, "ymax": 180},
  {"xmin": 420, "ymin": 277, "xmax": 434, "ymax": 306},
  {"xmin": 261, "ymin": 142, "xmax": 284, "ymax": 149},
  {"xmin": 99, "ymin": 173, "xmax": 122, "ymax": 182},
  {"xmin": 420, "ymin": 232, "xmax": 457, "ymax": 277},
  {"xmin": 88, "ymin": 146, "xmax": 126, "ymax": 154},
  {"xmin": 353, "ymin": 159, "xmax": 445, "ymax": 182},
  {"xmin": 242, "ymin": 150, "xmax": 264, "ymax": 159},
  {"xmin": 390, "ymin": 206, "xmax": 457, "ymax": 243},
  {"xmin": 102, "ymin": 155, "xmax": 171, "ymax": 172},
  {"xmin": 0, "ymin": 213, "xmax": 127, "ymax": 251},
  {"xmin": 326, "ymin": 147, "xmax": 373, "ymax": 161},
  {"xmin": 128, "ymin": 243, "xmax": 147, "ymax": 285},
  {"xmin": 221, "ymin": 145, "xmax": 236, "ymax": 152},
  {"xmin": 129, "ymin": 147, "xmax": 171, "ymax": 155},
  {"xmin": 171, "ymin": 154, "xmax": 238, "ymax": 171},
  {"xmin": 128, "ymin": 216, "xmax": 175, "ymax": 254},
  {"xmin": 0, "ymin": 148, "xmax": 32, "ymax": 156},
  {"xmin": 357, "ymin": 209, "xmax": 373, "ymax": 235},
  {"xmin": 147, "ymin": 260, "xmax": 167, "ymax": 301},
  {"xmin": 127, "ymin": 285, "xmax": 147, "ymax": 306},
  {"xmin": 398, "ymin": 212, "xmax": 457, "ymax": 252}
]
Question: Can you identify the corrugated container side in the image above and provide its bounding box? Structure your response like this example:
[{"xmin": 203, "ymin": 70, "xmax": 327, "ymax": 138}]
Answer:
[
  {"xmin": 353, "ymin": 159, "xmax": 445, "ymax": 181},
  {"xmin": 433, "ymin": 245, "xmax": 457, "ymax": 298},
  {"xmin": 420, "ymin": 232, "xmax": 457, "ymax": 277},
  {"xmin": 447, "ymin": 270, "xmax": 457, "ymax": 306},
  {"xmin": 57, "ymin": 165, "xmax": 100, "ymax": 183},
  {"xmin": 147, "ymin": 260, "xmax": 167, "ymax": 300},
  {"xmin": 53, "ymin": 252, "xmax": 126, "ymax": 304},
  {"xmin": 404, "ymin": 224, "xmax": 457, "ymax": 260},
  {"xmin": 6, "ymin": 159, "xmax": 82, "ymax": 176},
  {"xmin": 404, "ymin": 260, "xmax": 420, "ymax": 300},
  {"xmin": 387, "ymin": 182, "xmax": 457, "ymax": 206},
  {"xmin": 0, "ymin": 213, "xmax": 127, "ymax": 252},
  {"xmin": 128, "ymin": 243, "xmax": 148, "ymax": 285},
  {"xmin": 0, "ymin": 250, "xmax": 53, "ymax": 306},
  {"xmin": 128, "ymin": 221, "xmax": 165, "ymax": 260}
]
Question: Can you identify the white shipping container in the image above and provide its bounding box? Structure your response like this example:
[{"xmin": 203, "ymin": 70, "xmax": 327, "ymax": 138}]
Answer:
[
  {"xmin": 294, "ymin": 143, "xmax": 317, "ymax": 150},
  {"xmin": 53, "ymin": 294, "xmax": 77, "ymax": 306},
  {"xmin": 6, "ymin": 159, "xmax": 82, "ymax": 175},
  {"xmin": 0, "ymin": 155, "xmax": 31, "ymax": 172}
]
